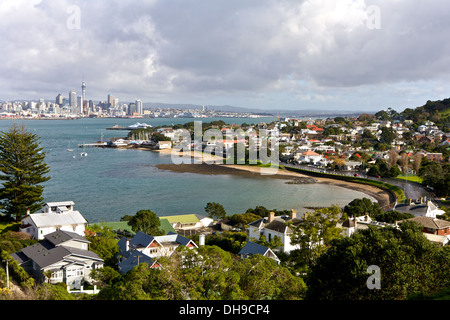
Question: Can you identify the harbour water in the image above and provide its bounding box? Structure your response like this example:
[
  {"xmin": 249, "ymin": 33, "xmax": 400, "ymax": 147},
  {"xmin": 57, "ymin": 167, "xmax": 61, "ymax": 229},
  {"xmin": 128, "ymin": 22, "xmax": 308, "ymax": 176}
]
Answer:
[{"xmin": 0, "ymin": 117, "xmax": 374, "ymax": 223}]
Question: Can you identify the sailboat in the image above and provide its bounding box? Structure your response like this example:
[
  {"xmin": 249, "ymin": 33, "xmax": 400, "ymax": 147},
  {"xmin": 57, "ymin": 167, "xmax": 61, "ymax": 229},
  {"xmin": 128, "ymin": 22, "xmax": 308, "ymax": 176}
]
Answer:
[
  {"xmin": 80, "ymin": 143, "xmax": 88, "ymax": 157},
  {"xmin": 67, "ymin": 142, "xmax": 74, "ymax": 152}
]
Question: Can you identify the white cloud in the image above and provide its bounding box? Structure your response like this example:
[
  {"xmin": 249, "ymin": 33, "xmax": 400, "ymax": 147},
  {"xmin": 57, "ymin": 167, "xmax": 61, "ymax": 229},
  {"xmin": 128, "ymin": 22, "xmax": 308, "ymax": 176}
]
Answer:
[{"xmin": 0, "ymin": 0, "xmax": 449, "ymax": 111}]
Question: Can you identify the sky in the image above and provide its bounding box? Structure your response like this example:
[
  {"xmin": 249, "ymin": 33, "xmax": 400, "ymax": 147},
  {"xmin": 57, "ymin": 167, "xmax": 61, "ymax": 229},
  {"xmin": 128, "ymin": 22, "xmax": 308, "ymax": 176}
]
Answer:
[{"xmin": 1, "ymin": 0, "xmax": 450, "ymax": 112}]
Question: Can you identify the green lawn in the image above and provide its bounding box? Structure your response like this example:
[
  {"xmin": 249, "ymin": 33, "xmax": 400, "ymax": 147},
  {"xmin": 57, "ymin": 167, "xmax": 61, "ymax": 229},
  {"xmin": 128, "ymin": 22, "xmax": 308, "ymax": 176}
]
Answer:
[
  {"xmin": 0, "ymin": 222, "xmax": 19, "ymax": 234},
  {"xmin": 395, "ymin": 175, "xmax": 423, "ymax": 183}
]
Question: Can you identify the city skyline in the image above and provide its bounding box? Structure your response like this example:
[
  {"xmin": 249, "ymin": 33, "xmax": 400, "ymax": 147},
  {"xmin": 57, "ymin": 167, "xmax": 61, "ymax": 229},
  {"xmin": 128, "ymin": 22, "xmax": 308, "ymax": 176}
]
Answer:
[{"xmin": 1, "ymin": 1, "xmax": 450, "ymax": 112}]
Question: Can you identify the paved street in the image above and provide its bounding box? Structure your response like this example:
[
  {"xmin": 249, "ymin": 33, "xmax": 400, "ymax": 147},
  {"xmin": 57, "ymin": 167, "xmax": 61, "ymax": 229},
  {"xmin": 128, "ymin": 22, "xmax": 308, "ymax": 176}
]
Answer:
[{"xmin": 281, "ymin": 162, "xmax": 436, "ymax": 203}]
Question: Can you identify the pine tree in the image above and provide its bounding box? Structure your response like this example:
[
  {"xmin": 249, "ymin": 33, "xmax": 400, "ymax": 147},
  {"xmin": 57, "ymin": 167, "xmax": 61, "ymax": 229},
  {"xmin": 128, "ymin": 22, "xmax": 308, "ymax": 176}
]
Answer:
[{"xmin": 0, "ymin": 123, "xmax": 50, "ymax": 220}]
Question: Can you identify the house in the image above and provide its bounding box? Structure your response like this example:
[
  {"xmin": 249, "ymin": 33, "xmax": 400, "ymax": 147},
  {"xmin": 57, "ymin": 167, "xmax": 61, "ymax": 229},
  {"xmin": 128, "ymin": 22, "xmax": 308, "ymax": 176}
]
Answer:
[
  {"xmin": 247, "ymin": 210, "xmax": 301, "ymax": 253},
  {"xmin": 19, "ymin": 201, "xmax": 87, "ymax": 240},
  {"xmin": 425, "ymin": 153, "xmax": 443, "ymax": 162},
  {"xmin": 400, "ymin": 216, "xmax": 450, "ymax": 246},
  {"xmin": 164, "ymin": 214, "xmax": 214, "ymax": 234},
  {"xmin": 294, "ymin": 150, "xmax": 323, "ymax": 165},
  {"xmin": 339, "ymin": 214, "xmax": 396, "ymax": 237},
  {"xmin": 238, "ymin": 241, "xmax": 280, "ymax": 264},
  {"xmin": 343, "ymin": 161, "xmax": 362, "ymax": 171},
  {"xmin": 117, "ymin": 250, "xmax": 160, "ymax": 274},
  {"xmin": 11, "ymin": 230, "xmax": 104, "ymax": 289},
  {"xmin": 393, "ymin": 200, "xmax": 445, "ymax": 218},
  {"xmin": 116, "ymin": 231, "xmax": 198, "ymax": 273}
]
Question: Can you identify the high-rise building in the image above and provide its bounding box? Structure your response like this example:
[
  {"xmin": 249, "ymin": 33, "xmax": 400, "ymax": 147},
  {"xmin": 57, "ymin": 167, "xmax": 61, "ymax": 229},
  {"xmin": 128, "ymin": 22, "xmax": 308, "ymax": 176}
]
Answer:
[
  {"xmin": 81, "ymin": 79, "xmax": 86, "ymax": 114},
  {"xmin": 56, "ymin": 94, "xmax": 64, "ymax": 106},
  {"xmin": 107, "ymin": 94, "xmax": 114, "ymax": 107},
  {"xmin": 135, "ymin": 99, "xmax": 143, "ymax": 115},
  {"xmin": 69, "ymin": 91, "xmax": 77, "ymax": 111},
  {"xmin": 77, "ymin": 96, "xmax": 83, "ymax": 114}
]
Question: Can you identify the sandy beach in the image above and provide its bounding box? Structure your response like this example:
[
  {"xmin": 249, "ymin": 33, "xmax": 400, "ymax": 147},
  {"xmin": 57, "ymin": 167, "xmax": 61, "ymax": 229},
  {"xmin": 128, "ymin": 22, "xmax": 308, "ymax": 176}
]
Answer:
[{"xmin": 152, "ymin": 149, "xmax": 393, "ymax": 208}]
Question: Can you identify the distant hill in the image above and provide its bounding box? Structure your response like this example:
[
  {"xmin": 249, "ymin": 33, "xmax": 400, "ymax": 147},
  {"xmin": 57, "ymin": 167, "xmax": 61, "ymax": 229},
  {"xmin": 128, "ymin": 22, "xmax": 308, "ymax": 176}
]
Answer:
[
  {"xmin": 422, "ymin": 98, "xmax": 450, "ymax": 114},
  {"xmin": 142, "ymin": 101, "xmax": 363, "ymax": 117}
]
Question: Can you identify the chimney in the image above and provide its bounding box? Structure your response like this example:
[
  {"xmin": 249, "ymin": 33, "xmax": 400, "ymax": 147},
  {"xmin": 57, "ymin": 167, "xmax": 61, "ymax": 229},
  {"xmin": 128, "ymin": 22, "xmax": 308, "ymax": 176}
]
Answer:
[
  {"xmin": 26, "ymin": 209, "xmax": 30, "ymax": 216},
  {"xmin": 199, "ymin": 234, "xmax": 205, "ymax": 246},
  {"xmin": 420, "ymin": 197, "xmax": 423, "ymax": 204},
  {"xmin": 408, "ymin": 198, "xmax": 413, "ymax": 206},
  {"xmin": 426, "ymin": 200, "xmax": 430, "ymax": 207},
  {"xmin": 290, "ymin": 209, "xmax": 297, "ymax": 220},
  {"xmin": 268, "ymin": 212, "xmax": 275, "ymax": 223},
  {"xmin": 364, "ymin": 213, "xmax": 369, "ymax": 222}
]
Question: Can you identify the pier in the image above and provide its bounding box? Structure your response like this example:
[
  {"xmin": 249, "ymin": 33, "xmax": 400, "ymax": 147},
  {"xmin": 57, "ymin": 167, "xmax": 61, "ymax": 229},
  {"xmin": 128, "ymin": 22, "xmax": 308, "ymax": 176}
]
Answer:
[
  {"xmin": 106, "ymin": 124, "xmax": 127, "ymax": 130},
  {"xmin": 78, "ymin": 142, "xmax": 108, "ymax": 148}
]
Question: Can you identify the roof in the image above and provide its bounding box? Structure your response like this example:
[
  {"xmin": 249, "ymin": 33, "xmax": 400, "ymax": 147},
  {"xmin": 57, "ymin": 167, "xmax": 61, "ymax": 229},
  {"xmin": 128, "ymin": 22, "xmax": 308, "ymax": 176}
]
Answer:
[
  {"xmin": 238, "ymin": 241, "xmax": 270, "ymax": 256},
  {"xmin": 129, "ymin": 231, "xmax": 156, "ymax": 249},
  {"xmin": 44, "ymin": 229, "xmax": 89, "ymax": 246},
  {"xmin": 44, "ymin": 201, "xmax": 75, "ymax": 207},
  {"xmin": 302, "ymin": 150, "xmax": 321, "ymax": 156},
  {"xmin": 404, "ymin": 216, "xmax": 450, "ymax": 230},
  {"xmin": 127, "ymin": 231, "xmax": 197, "ymax": 250},
  {"xmin": 163, "ymin": 214, "xmax": 201, "ymax": 224},
  {"xmin": 15, "ymin": 230, "xmax": 102, "ymax": 269},
  {"xmin": 248, "ymin": 216, "xmax": 300, "ymax": 234},
  {"xmin": 21, "ymin": 244, "xmax": 71, "ymax": 269},
  {"xmin": 117, "ymin": 250, "xmax": 156, "ymax": 273},
  {"xmin": 26, "ymin": 211, "xmax": 87, "ymax": 228},
  {"xmin": 342, "ymin": 219, "xmax": 356, "ymax": 228}
]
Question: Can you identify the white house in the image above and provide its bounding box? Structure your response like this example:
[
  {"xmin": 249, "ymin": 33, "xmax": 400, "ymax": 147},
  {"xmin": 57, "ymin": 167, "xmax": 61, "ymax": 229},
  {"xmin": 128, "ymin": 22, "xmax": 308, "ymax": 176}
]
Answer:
[
  {"xmin": 11, "ymin": 230, "xmax": 104, "ymax": 289},
  {"xmin": 19, "ymin": 201, "xmax": 87, "ymax": 240},
  {"xmin": 163, "ymin": 214, "xmax": 214, "ymax": 233},
  {"xmin": 247, "ymin": 210, "xmax": 301, "ymax": 253},
  {"xmin": 116, "ymin": 231, "xmax": 198, "ymax": 273},
  {"xmin": 294, "ymin": 150, "xmax": 323, "ymax": 165},
  {"xmin": 393, "ymin": 200, "xmax": 445, "ymax": 219}
]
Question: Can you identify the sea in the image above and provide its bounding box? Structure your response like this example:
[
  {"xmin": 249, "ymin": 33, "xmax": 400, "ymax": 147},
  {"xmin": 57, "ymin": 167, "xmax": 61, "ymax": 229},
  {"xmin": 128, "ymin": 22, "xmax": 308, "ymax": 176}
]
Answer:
[{"xmin": 0, "ymin": 117, "xmax": 374, "ymax": 223}]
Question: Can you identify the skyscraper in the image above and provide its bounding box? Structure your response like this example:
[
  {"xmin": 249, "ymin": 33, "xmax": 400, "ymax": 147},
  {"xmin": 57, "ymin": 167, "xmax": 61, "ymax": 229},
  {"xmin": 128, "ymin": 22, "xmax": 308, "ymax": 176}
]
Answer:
[
  {"xmin": 135, "ymin": 99, "xmax": 143, "ymax": 115},
  {"xmin": 56, "ymin": 94, "xmax": 64, "ymax": 106},
  {"xmin": 69, "ymin": 91, "xmax": 77, "ymax": 111},
  {"xmin": 81, "ymin": 79, "xmax": 86, "ymax": 114}
]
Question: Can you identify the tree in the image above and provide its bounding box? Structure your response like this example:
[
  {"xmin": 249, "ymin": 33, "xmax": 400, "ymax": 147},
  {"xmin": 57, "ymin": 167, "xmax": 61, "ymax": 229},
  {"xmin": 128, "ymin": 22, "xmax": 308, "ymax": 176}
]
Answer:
[
  {"xmin": 343, "ymin": 198, "xmax": 382, "ymax": 218},
  {"xmin": 128, "ymin": 209, "xmax": 164, "ymax": 236},
  {"xmin": 306, "ymin": 222, "xmax": 450, "ymax": 300},
  {"xmin": 0, "ymin": 123, "xmax": 50, "ymax": 221},
  {"xmin": 245, "ymin": 205, "xmax": 270, "ymax": 217},
  {"xmin": 204, "ymin": 202, "xmax": 226, "ymax": 220},
  {"xmin": 418, "ymin": 159, "xmax": 450, "ymax": 197},
  {"xmin": 379, "ymin": 127, "xmax": 396, "ymax": 144},
  {"xmin": 289, "ymin": 206, "xmax": 343, "ymax": 273}
]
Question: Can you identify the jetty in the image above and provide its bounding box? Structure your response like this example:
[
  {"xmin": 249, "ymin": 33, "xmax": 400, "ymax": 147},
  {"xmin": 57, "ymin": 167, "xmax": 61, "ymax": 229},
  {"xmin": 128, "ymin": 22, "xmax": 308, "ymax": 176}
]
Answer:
[
  {"xmin": 106, "ymin": 124, "xmax": 127, "ymax": 130},
  {"xmin": 78, "ymin": 142, "xmax": 108, "ymax": 148}
]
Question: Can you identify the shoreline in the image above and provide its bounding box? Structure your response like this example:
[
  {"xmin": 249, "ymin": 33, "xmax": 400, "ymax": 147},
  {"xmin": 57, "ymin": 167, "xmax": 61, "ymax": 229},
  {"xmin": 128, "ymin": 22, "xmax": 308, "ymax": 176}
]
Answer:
[{"xmin": 154, "ymin": 160, "xmax": 392, "ymax": 208}]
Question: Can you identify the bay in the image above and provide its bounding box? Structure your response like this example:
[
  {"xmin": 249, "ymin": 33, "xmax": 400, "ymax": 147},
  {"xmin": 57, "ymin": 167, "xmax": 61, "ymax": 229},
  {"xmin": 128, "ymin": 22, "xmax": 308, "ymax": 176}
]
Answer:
[{"xmin": 0, "ymin": 117, "xmax": 374, "ymax": 223}]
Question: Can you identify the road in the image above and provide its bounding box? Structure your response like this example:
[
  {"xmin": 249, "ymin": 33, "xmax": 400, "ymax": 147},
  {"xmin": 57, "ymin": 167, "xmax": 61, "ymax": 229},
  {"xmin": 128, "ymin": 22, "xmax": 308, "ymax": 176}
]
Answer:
[{"xmin": 280, "ymin": 162, "xmax": 435, "ymax": 203}]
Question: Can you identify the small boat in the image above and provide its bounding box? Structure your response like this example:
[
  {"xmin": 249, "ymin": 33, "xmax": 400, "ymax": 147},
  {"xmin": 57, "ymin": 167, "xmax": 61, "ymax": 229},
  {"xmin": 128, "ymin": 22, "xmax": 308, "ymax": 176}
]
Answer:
[{"xmin": 80, "ymin": 152, "xmax": 88, "ymax": 157}]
